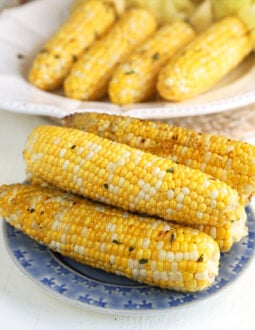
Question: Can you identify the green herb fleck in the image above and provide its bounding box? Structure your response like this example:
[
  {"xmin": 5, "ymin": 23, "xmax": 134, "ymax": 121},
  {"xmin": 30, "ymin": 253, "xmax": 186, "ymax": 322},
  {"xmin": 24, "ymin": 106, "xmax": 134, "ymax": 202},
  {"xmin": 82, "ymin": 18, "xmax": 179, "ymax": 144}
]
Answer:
[
  {"xmin": 167, "ymin": 168, "xmax": 174, "ymax": 173},
  {"xmin": 112, "ymin": 239, "xmax": 121, "ymax": 245},
  {"xmin": 129, "ymin": 246, "xmax": 134, "ymax": 252},
  {"xmin": 139, "ymin": 258, "xmax": 148, "ymax": 265},
  {"xmin": 152, "ymin": 52, "xmax": 160, "ymax": 60},
  {"xmin": 71, "ymin": 145, "xmax": 76, "ymax": 149},
  {"xmin": 103, "ymin": 183, "xmax": 109, "ymax": 189},
  {"xmin": 29, "ymin": 208, "xmax": 35, "ymax": 213},
  {"xmin": 125, "ymin": 70, "xmax": 135, "ymax": 75}
]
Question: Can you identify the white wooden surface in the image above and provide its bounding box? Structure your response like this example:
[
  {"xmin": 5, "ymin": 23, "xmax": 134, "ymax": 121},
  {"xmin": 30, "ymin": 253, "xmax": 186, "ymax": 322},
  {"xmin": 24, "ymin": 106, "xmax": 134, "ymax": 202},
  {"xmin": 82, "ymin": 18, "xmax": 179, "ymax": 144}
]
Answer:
[{"xmin": 1, "ymin": 109, "xmax": 255, "ymax": 330}]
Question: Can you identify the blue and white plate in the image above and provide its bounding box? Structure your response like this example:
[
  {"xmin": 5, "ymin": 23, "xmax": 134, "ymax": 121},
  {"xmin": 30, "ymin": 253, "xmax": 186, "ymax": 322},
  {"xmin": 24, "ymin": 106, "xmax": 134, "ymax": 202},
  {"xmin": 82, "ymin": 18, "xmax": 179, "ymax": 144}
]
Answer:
[{"xmin": 2, "ymin": 205, "xmax": 255, "ymax": 315}]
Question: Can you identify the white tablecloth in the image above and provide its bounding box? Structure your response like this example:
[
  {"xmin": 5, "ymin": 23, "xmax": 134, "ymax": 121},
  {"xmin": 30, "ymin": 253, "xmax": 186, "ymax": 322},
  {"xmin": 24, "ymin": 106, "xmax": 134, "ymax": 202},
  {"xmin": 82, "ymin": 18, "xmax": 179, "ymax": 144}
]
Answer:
[{"xmin": 1, "ymin": 109, "xmax": 255, "ymax": 330}]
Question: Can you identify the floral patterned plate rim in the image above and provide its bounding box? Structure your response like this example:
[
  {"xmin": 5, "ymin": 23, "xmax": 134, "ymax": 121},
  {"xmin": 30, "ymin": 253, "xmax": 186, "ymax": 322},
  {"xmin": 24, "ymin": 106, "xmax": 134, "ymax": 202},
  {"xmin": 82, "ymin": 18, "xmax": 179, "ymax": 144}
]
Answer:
[
  {"xmin": 0, "ymin": 0, "xmax": 255, "ymax": 120},
  {"xmin": 2, "ymin": 205, "xmax": 255, "ymax": 315}
]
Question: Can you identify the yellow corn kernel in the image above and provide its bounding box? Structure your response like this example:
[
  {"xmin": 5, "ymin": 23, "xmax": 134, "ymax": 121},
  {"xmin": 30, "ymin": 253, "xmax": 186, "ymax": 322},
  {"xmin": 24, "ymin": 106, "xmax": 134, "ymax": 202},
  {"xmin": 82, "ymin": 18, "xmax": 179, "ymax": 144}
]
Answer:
[
  {"xmin": 195, "ymin": 210, "xmax": 248, "ymax": 253},
  {"xmin": 23, "ymin": 125, "xmax": 244, "ymax": 227},
  {"xmin": 28, "ymin": 0, "xmax": 117, "ymax": 91},
  {"xmin": 108, "ymin": 21, "xmax": 196, "ymax": 105},
  {"xmin": 32, "ymin": 172, "xmax": 247, "ymax": 252},
  {"xmin": 63, "ymin": 112, "xmax": 255, "ymax": 203},
  {"xmin": 64, "ymin": 8, "xmax": 157, "ymax": 101},
  {"xmin": 157, "ymin": 16, "xmax": 253, "ymax": 101},
  {"xmin": 0, "ymin": 183, "xmax": 220, "ymax": 292}
]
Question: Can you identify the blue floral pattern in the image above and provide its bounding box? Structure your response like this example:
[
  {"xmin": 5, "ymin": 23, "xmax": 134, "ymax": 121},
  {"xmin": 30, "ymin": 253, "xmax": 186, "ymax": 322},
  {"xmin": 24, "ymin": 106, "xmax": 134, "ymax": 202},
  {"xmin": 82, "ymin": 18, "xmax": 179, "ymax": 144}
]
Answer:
[{"xmin": 2, "ymin": 205, "xmax": 255, "ymax": 315}]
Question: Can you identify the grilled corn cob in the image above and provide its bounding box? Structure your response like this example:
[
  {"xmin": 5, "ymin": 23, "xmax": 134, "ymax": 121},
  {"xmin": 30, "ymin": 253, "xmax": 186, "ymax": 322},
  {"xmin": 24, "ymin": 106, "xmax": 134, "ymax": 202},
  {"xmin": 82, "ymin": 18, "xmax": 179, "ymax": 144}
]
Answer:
[
  {"xmin": 64, "ymin": 8, "xmax": 157, "ymax": 101},
  {"xmin": 29, "ymin": 176, "xmax": 248, "ymax": 253},
  {"xmin": 28, "ymin": 0, "xmax": 117, "ymax": 91},
  {"xmin": 0, "ymin": 183, "xmax": 220, "ymax": 292},
  {"xmin": 63, "ymin": 112, "xmax": 255, "ymax": 202},
  {"xmin": 157, "ymin": 16, "xmax": 253, "ymax": 101},
  {"xmin": 108, "ymin": 21, "xmax": 196, "ymax": 105},
  {"xmin": 23, "ymin": 125, "xmax": 244, "ymax": 227}
]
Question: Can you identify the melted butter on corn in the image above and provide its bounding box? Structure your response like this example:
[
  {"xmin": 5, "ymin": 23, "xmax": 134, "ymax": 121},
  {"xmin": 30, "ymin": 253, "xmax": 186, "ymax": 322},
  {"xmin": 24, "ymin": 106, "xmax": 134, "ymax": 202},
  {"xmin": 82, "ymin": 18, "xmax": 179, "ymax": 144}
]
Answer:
[
  {"xmin": 64, "ymin": 8, "xmax": 157, "ymax": 101},
  {"xmin": 157, "ymin": 16, "xmax": 253, "ymax": 101},
  {"xmin": 109, "ymin": 21, "xmax": 196, "ymax": 105},
  {"xmin": 0, "ymin": 183, "xmax": 221, "ymax": 292},
  {"xmin": 63, "ymin": 113, "xmax": 255, "ymax": 203},
  {"xmin": 24, "ymin": 126, "xmax": 244, "ymax": 227},
  {"xmin": 28, "ymin": 0, "xmax": 117, "ymax": 91}
]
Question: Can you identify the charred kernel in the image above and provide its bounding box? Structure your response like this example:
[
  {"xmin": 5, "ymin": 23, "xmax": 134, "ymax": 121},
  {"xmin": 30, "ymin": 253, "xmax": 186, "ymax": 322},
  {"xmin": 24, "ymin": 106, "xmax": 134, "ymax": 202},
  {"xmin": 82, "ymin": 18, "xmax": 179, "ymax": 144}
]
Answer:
[
  {"xmin": 197, "ymin": 254, "xmax": 205, "ymax": 262},
  {"xmin": 72, "ymin": 55, "xmax": 78, "ymax": 62},
  {"xmin": 170, "ymin": 232, "xmax": 176, "ymax": 243}
]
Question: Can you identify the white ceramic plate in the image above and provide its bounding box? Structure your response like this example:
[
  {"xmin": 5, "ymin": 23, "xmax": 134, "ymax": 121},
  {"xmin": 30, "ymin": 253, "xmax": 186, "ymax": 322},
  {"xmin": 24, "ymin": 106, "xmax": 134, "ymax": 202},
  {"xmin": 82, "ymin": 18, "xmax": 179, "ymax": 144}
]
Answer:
[
  {"xmin": 0, "ymin": 0, "xmax": 255, "ymax": 120},
  {"xmin": 2, "ymin": 205, "xmax": 255, "ymax": 315}
]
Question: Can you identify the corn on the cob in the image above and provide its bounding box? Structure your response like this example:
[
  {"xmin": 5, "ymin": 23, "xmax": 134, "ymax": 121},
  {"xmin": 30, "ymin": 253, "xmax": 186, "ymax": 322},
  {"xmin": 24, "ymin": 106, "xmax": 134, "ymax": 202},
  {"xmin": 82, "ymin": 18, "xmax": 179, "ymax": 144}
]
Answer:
[
  {"xmin": 64, "ymin": 8, "xmax": 157, "ymax": 101},
  {"xmin": 63, "ymin": 112, "xmax": 255, "ymax": 203},
  {"xmin": 157, "ymin": 16, "xmax": 253, "ymax": 101},
  {"xmin": 29, "ymin": 176, "xmax": 248, "ymax": 253},
  {"xmin": 23, "ymin": 125, "xmax": 244, "ymax": 227},
  {"xmin": 28, "ymin": 0, "xmax": 117, "ymax": 91},
  {"xmin": 108, "ymin": 21, "xmax": 196, "ymax": 105},
  {"xmin": 0, "ymin": 183, "xmax": 220, "ymax": 292}
]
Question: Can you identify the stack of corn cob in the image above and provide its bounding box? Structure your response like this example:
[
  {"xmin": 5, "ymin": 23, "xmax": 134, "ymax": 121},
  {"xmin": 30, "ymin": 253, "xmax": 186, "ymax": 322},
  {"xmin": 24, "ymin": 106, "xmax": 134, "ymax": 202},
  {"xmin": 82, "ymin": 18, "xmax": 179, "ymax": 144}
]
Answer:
[
  {"xmin": 3, "ymin": 0, "xmax": 255, "ymax": 294},
  {"xmin": 1, "ymin": 112, "xmax": 255, "ymax": 292},
  {"xmin": 28, "ymin": 0, "xmax": 254, "ymax": 104}
]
